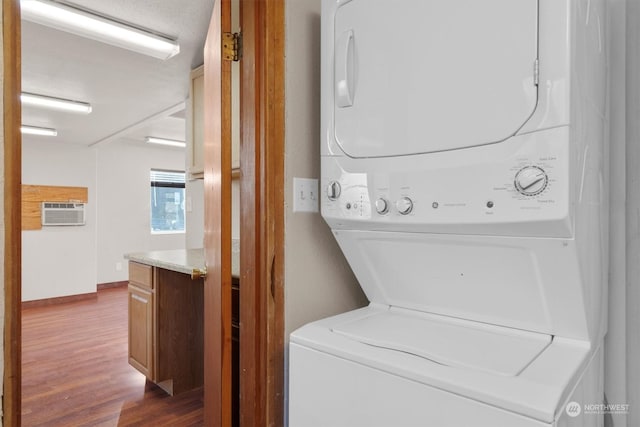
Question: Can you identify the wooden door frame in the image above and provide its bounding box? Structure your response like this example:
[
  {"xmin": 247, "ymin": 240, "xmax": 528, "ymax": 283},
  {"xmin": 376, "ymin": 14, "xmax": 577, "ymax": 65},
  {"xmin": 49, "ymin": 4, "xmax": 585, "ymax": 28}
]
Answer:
[
  {"xmin": 238, "ymin": 1, "xmax": 285, "ymax": 426},
  {"xmin": 203, "ymin": 0, "xmax": 233, "ymax": 425},
  {"xmin": 203, "ymin": 0, "xmax": 284, "ymax": 425},
  {"xmin": 3, "ymin": 0, "xmax": 22, "ymax": 425}
]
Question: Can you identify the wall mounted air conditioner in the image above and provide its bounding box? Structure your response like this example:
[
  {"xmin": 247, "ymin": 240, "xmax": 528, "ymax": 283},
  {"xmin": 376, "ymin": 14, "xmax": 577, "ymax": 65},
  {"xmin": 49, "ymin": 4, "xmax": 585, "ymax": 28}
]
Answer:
[{"xmin": 41, "ymin": 202, "xmax": 86, "ymax": 226}]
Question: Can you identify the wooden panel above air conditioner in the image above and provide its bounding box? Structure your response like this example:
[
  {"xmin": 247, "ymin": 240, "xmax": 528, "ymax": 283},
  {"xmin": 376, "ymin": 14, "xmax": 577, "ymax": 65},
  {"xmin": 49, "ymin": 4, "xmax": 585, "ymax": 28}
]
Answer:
[{"xmin": 22, "ymin": 185, "xmax": 88, "ymax": 230}]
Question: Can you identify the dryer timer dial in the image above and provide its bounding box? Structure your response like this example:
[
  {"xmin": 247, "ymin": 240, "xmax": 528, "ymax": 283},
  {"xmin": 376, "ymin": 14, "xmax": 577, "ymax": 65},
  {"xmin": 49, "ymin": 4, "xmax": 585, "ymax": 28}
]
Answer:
[
  {"xmin": 514, "ymin": 166, "xmax": 548, "ymax": 196},
  {"xmin": 327, "ymin": 181, "xmax": 341, "ymax": 200}
]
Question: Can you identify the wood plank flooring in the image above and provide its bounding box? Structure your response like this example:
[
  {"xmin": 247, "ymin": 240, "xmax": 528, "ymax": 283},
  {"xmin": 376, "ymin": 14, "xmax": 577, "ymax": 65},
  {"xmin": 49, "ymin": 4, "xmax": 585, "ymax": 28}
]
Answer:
[{"xmin": 22, "ymin": 286, "xmax": 204, "ymax": 426}]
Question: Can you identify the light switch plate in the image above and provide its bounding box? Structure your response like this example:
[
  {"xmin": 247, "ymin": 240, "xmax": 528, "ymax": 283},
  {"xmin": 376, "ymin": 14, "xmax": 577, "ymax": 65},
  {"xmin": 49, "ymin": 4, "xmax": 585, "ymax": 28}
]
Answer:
[{"xmin": 293, "ymin": 177, "xmax": 319, "ymax": 213}]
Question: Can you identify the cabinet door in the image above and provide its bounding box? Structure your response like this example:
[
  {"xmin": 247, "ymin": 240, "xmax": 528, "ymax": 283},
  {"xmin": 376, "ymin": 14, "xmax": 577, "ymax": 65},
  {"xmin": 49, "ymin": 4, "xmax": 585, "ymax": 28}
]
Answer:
[
  {"xmin": 188, "ymin": 66, "xmax": 205, "ymax": 177},
  {"xmin": 128, "ymin": 284, "xmax": 154, "ymax": 379}
]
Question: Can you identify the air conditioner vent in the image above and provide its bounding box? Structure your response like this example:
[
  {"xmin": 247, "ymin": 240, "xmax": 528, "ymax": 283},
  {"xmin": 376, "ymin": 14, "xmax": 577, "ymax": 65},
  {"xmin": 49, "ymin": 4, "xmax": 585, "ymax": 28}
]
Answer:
[{"xmin": 41, "ymin": 202, "xmax": 86, "ymax": 226}]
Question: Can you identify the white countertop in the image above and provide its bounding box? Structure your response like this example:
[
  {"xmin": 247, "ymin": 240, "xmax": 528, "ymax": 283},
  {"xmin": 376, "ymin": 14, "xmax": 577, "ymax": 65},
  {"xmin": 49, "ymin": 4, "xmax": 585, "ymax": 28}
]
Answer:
[{"xmin": 125, "ymin": 244, "xmax": 240, "ymax": 279}]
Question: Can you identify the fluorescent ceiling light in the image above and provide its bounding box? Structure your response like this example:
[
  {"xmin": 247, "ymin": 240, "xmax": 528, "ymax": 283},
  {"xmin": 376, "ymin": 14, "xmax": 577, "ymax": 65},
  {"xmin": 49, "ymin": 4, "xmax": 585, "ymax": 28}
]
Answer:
[
  {"xmin": 145, "ymin": 136, "xmax": 186, "ymax": 148},
  {"xmin": 21, "ymin": 125, "xmax": 58, "ymax": 136},
  {"xmin": 20, "ymin": 0, "xmax": 180, "ymax": 60},
  {"xmin": 21, "ymin": 92, "xmax": 92, "ymax": 114}
]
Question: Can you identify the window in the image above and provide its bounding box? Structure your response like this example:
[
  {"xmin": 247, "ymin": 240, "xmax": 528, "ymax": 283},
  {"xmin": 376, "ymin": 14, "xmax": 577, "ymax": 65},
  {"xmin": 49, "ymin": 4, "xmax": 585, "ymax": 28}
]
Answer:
[{"xmin": 150, "ymin": 169, "xmax": 186, "ymax": 233}]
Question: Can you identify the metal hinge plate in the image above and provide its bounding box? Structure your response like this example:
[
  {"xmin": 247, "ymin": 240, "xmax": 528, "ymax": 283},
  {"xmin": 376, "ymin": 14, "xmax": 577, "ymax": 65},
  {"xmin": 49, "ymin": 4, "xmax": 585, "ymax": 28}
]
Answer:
[{"xmin": 223, "ymin": 32, "xmax": 242, "ymax": 62}]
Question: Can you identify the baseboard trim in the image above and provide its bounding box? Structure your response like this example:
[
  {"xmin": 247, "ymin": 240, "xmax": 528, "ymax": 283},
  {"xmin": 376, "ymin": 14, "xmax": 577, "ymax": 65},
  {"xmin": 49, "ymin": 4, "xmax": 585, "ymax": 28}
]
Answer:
[
  {"xmin": 22, "ymin": 282, "xmax": 128, "ymax": 309},
  {"xmin": 97, "ymin": 281, "xmax": 128, "ymax": 290},
  {"xmin": 22, "ymin": 292, "xmax": 98, "ymax": 309}
]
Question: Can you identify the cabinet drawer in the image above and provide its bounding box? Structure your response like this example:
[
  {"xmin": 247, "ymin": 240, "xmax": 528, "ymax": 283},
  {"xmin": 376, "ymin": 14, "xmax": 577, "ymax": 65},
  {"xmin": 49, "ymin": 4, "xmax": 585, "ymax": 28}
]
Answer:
[{"xmin": 129, "ymin": 262, "xmax": 153, "ymax": 289}]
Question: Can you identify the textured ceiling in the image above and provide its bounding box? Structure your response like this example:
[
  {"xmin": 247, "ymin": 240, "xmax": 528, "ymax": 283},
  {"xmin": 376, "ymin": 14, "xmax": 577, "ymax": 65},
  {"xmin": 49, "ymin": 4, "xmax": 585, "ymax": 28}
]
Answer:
[{"xmin": 21, "ymin": 0, "xmax": 214, "ymax": 147}]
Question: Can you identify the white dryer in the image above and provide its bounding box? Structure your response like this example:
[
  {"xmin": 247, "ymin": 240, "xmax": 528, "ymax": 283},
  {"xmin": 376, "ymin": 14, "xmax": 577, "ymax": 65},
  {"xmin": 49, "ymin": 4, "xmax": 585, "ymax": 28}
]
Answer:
[{"xmin": 289, "ymin": 1, "xmax": 608, "ymax": 426}]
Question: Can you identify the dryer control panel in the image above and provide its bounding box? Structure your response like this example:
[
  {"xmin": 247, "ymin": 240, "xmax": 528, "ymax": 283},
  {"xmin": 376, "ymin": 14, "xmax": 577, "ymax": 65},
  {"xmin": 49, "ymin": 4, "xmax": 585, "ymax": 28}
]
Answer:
[{"xmin": 322, "ymin": 127, "xmax": 572, "ymax": 238}]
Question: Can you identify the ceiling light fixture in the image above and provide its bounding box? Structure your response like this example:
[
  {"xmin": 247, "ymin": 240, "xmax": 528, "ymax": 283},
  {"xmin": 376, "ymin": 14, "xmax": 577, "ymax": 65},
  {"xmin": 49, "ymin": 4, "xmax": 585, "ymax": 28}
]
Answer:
[
  {"xmin": 21, "ymin": 92, "xmax": 92, "ymax": 114},
  {"xmin": 21, "ymin": 125, "xmax": 58, "ymax": 136},
  {"xmin": 145, "ymin": 136, "xmax": 186, "ymax": 148},
  {"xmin": 20, "ymin": 0, "xmax": 180, "ymax": 60}
]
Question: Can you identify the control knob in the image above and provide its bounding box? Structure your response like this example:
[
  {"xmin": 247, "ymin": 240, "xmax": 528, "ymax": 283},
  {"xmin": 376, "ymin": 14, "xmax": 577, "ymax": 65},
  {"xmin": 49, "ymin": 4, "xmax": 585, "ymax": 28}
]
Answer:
[
  {"xmin": 327, "ymin": 181, "xmax": 341, "ymax": 200},
  {"xmin": 514, "ymin": 166, "xmax": 548, "ymax": 196},
  {"xmin": 396, "ymin": 197, "xmax": 414, "ymax": 215},
  {"xmin": 375, "ymin": 198, "xmax": 389, "ymax": 215}
]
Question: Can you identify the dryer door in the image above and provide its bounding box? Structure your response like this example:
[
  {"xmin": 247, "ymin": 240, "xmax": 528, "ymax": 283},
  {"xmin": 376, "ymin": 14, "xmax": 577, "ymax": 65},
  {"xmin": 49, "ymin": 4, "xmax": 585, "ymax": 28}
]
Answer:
[{"xmin": 332, "ymin": 0, "xmax": 539, "ymax": 158}]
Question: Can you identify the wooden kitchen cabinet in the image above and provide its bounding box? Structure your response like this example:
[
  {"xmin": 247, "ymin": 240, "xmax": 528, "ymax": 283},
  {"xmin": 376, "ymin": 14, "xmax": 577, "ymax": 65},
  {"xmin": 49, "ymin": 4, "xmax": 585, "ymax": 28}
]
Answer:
[
  {"xmin": 126, "ymin": 248, "xmax": 239, "ymax": 407},
  {"xmin": 187, "ymin": 65, "xmax": 205, "ymax": 178},
  {"xmin": 127, "ymin": 261, "xmax": 204, "ymax": 395},
  {"xmin": 128, "ymin": 262, "xmax": 154, "ymax": 378},
  {"xmin": 187, "ymin": 57, "xmax": 240, "ymax": 179},
  {"xmin": 128, "ymin": 284, "xmax": 154, "ymax": 378}
]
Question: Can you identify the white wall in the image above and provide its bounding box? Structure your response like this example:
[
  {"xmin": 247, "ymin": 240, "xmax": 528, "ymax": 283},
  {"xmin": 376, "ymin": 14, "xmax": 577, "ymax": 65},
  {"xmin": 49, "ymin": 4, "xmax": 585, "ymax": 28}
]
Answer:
[
  {"xmin": 284, "ymin": 0, "xmax": 367, "ymax": 339},
  {"xmin": 21, "ymin": 139, "xmax": 188, "ymax": 299},
  {"xmin": 231, "ymin": 180, "xmax": 239, "ymax": 240},
  {"xmin": 185, "ymin": 178, "xmax": 239, "ymax": 249},
  {"xmin": 605, "ymin": 1, "xmax": 627, "ymax": 426},
  {"xmin": 603, "ymin": 2, "xmax": 640, "ymax": 426},
  {"xmin": 22, "ymin": 140, "xmax": 98, "ymax": 301},
  {"xmin": 625, "ymin": 2, "xmax": 640, "ymax": 426},
  {"xmin": 283, "ymin": 2, "xmax": 368, "ymax": 420},
  {"xmin": 185, "ymin": 179, "xmax": 204, "ymax": 248},
  {"xmin": 96, "ymin": 140, "xmax": 185, "ymax": 284}
]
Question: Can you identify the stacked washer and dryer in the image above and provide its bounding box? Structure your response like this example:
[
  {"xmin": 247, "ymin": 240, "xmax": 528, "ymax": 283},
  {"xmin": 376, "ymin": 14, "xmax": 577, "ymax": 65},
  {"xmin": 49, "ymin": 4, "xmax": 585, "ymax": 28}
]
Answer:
[{"xmin": 289, "ymin": 0, "xmax": 608, "ymax": 426}]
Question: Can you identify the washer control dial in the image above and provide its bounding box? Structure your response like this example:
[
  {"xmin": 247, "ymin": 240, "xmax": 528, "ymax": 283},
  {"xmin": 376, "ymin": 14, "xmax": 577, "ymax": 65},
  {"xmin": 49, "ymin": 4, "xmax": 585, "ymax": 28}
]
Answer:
[
  {"xmin": 396, "ymin": 197, "xmax": 414, "ymax": 215},
  {"xmin": 515, "ymin": 166, "xmax": 548, "ymax": 196},
  {"xmin": 327, "ymin": 181, "xmax": 341, "ymax": 200},
  {"xmin": 375, "ymin": 198, "xmax": 389, "ymax": 215}
]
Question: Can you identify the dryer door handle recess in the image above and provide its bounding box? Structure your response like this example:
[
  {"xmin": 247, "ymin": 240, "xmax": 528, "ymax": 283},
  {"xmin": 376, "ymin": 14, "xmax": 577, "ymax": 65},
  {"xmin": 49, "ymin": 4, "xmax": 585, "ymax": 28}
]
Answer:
[{"xmin": 335, "ymin": 29, "xmax": 355, "ymax": 108}]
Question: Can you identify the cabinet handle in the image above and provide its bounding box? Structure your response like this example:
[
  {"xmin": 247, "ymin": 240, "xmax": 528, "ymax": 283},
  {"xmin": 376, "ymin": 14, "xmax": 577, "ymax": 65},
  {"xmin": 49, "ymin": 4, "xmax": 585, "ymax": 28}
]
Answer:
[{"xmin": 131, "ymin": 294, "xmax": 148, "ymax": 303}]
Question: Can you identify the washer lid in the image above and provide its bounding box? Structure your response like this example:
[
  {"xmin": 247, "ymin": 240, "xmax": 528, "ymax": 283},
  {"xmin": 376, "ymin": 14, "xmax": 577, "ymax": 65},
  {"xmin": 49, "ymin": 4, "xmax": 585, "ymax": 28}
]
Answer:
[
  {"xmin": 332, "ymin": 308, "xmax": 551, "ymax": 377},
  {"xmin": 332, "ymin": 0, "xmax": 539, "ymax": 158}
]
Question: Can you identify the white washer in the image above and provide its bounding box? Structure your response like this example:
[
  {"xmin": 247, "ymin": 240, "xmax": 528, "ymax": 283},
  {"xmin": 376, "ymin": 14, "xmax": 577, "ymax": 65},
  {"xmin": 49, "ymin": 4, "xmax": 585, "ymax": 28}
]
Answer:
[{"xmin": 289, "ymin": 1, "xmax": 608, "ymax": 426}]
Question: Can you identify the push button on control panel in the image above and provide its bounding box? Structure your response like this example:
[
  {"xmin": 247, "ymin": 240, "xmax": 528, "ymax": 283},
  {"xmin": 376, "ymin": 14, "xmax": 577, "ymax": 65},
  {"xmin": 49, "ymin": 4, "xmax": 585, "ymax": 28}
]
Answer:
[{"xmin": 396, "ymin": 197, "xmax": 414, "ymax": 215}]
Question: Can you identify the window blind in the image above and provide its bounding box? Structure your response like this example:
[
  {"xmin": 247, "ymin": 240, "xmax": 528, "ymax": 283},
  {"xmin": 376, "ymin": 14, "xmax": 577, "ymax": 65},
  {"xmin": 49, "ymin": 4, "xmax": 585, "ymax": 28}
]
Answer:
[{"xmin": 150, "ymin": 169, "xmax": 185, "ymax": 188}]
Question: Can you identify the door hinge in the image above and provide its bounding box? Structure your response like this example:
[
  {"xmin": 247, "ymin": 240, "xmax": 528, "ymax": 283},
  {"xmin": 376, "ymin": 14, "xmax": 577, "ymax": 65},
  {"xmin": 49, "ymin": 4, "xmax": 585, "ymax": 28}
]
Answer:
[
  {"xmin": 533, "ymin": 59, "xmax": 539, "ymax": 85},
  {"xmin": 223, "ymin": 32, "xmax": 242, "ymax": 62}
]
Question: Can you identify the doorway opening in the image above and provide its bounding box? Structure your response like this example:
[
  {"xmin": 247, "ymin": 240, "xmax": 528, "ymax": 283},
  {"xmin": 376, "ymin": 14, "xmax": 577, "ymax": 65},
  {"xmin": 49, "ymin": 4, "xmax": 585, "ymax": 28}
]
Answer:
[{"xmin": 4, "ymin": 0, "xmax": 285, "ymax": 425}]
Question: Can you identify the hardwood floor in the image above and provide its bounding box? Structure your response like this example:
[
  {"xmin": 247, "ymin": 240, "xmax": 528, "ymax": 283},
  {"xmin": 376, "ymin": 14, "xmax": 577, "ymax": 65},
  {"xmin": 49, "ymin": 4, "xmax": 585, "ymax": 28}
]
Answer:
[{"xmin": 22, "ymin": 286, "xmax": 204, "ymax": 426}]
